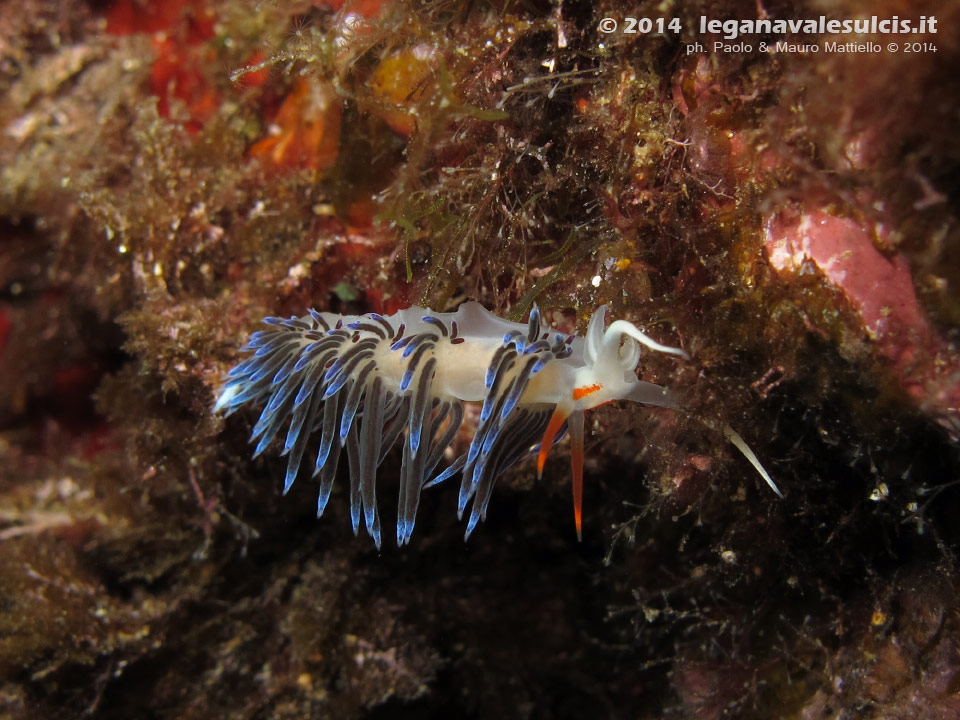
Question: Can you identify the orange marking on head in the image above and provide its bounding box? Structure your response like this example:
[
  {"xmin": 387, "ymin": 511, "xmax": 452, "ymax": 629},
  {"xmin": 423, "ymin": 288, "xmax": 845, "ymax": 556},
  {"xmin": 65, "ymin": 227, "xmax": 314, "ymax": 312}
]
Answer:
[
  {"xmin": 537, "ymin": 406, "xmax": 569, "ymax": 478},
  {"xmin": 573, "ymin": 383, "xmax": 603, "ymax": 401}
]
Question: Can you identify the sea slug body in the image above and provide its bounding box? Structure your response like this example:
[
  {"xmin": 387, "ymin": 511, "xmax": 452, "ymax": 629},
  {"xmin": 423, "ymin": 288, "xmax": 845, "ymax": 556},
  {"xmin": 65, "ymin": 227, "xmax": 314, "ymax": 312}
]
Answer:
[{"xmin": 215, "ymin": 302, "xmax": 778, "ymax": 548}]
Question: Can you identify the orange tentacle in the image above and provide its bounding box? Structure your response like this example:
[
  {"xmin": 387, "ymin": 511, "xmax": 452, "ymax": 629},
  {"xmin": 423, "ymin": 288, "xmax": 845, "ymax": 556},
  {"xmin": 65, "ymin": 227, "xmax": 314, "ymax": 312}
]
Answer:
[
  {"xmin": 568, "ymin": 410, "xmax": 585, "ymax": 541},
  {"xmin": 537, "ymin": 406, "xmax": 569, "ymax": 478}
]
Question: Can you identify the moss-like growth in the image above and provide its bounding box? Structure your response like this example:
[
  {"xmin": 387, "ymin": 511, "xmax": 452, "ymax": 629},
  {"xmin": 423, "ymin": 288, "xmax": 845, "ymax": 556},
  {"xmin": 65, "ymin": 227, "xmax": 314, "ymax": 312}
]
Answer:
[{"xmin": 0, "ymin": 0, "xmax": 958, "ymax": 717}]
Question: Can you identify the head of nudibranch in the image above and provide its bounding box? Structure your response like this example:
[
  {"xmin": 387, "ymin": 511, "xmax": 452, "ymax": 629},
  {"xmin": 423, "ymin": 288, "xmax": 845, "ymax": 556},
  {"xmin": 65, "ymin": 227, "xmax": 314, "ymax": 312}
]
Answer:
[
  {"xmin": 533, "ymin": 306, "xmax": 693, "ymax": 539},
  {"xmin": 532, "ymin": 306, "xmax": 781, "ymax": 540}
]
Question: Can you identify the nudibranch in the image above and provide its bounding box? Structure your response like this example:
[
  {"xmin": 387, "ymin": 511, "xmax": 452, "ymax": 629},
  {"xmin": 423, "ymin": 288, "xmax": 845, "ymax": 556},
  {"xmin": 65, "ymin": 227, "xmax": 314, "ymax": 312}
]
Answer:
[{"xmin": 214, "ymin": 302, "xmax": 779, "ymax": 548}]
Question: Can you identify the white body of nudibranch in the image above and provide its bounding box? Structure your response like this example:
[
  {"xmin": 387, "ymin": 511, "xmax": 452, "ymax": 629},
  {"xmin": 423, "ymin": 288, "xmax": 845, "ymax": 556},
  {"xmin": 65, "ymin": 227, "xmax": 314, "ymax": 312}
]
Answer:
[{"xmin": 215, "ymin": 301, "xmax": 780, "ymax": 548}]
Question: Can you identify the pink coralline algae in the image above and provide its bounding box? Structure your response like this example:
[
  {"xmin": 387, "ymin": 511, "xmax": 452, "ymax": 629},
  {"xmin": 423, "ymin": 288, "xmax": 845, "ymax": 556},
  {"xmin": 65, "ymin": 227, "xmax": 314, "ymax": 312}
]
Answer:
[{"xmin": 764, "ymin": 207, "xmax": 960, "ymax": 423}]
